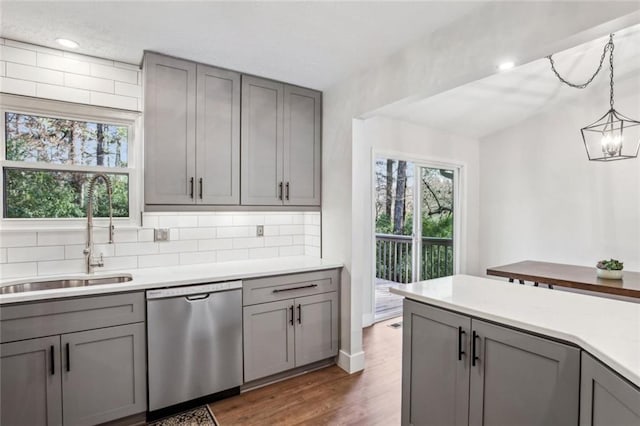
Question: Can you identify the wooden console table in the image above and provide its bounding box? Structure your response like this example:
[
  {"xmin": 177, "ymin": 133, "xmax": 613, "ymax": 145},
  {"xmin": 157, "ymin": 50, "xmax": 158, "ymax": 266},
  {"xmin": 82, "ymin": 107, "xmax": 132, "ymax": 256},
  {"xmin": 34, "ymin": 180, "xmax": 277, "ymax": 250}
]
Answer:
[{"xmin": 486, "ymin": 260, "xmax": 640, "ymax": 299}]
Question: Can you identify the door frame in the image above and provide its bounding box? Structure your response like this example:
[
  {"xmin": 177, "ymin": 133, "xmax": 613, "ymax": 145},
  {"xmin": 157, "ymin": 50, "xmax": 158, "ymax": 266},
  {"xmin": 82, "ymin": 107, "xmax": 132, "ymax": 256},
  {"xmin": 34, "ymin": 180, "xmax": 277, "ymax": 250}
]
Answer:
[{"xmin": 369, "ymin": 149, "xmax": 465, "ymax": 324}]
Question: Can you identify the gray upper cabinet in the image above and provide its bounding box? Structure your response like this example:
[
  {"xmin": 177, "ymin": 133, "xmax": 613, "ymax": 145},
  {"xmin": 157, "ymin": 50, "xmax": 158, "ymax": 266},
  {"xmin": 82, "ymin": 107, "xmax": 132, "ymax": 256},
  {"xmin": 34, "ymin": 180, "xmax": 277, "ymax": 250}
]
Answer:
[
  {"xmin": 468, "ymin": 319, "xmax": 580, "ymax": 426},
  {"xmin": 144, "ymin": 53, "xmax": 241, "ymax": 206},
  {"xmin": 196, "ymin": 64, "xmax": 240, "ymax": 205},
  {"xmin": 1, "ymin": 336, "xmax": 62, "ymax": 426},
  {"xmin": 241, "ymin": 76, "xmax": 285, "ymax": 205},
  {"xmin": 61, "ymin": 323, "xmax": 146, "ymax": 426},
  {"xmin": 402, "ymin": 299, "xmax": 470, "ymax": 426},
  {"xmin": 283, "ymin": 85, "xmax": 321, "ymax": 206},
  {"xmin": 242, "ymin": 76, "xmax": 321, "ymax": 206},
  {"xmin": 144, "ymin": 53, "xmax": 197, "ymax": 205},
  {"xmin": 580, "ymin": 352, "xmax": 640, "ymax": 426}
]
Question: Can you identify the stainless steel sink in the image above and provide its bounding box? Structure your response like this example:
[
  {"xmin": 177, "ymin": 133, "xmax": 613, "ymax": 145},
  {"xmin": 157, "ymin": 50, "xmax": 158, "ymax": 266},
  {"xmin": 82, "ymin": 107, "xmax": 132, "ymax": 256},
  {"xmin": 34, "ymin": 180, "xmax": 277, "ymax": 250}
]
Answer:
[{"xmin": 0, "ymin": 274, "xmax": 133, "ymax": 294}]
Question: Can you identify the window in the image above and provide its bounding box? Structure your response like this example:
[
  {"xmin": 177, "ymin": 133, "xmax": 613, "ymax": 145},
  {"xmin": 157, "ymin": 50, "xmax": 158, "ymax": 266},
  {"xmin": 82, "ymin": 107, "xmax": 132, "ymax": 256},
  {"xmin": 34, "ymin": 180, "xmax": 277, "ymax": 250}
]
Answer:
[{"xmin": 1, "ymin": 94, "xmax": 141, "ymax": 226}]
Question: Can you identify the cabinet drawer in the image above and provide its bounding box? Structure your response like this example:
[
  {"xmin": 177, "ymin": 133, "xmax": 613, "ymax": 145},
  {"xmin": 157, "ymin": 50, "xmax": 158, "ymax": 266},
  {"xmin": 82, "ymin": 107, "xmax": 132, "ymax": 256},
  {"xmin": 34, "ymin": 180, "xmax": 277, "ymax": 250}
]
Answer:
[
  {"xmin": 1, "ymin": 292, "xmax": 145, "ymax": 343},
  {"xmin": 243, "ymin": 269, "xmax": 339, "ymax": 306}
]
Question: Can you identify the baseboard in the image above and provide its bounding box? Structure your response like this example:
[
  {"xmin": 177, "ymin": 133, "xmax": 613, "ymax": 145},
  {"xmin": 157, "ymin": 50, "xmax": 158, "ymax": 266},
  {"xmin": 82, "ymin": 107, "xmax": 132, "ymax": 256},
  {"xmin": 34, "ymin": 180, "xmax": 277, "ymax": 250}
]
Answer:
[{"xmin": 337, "ymin": 349, "xmax": 365, "ymax": 373}]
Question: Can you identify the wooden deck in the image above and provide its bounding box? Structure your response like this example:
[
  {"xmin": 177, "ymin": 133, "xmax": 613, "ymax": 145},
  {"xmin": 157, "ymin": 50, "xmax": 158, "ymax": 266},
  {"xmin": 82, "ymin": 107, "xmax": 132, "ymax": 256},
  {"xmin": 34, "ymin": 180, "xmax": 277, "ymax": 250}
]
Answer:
[{"xmin": 375, "ymin": 278, "xmax": 403, "ymax": 322}]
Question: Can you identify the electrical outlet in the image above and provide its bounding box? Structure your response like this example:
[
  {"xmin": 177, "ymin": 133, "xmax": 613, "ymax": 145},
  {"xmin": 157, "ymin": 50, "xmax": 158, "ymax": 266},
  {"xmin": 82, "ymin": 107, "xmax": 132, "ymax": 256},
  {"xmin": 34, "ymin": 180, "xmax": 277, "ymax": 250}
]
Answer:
[
  {"xmin": 256, "ymin": 225, "xmax": 264, "ymax": 237},
  {"xmin": 154, "ymin": 228, "xmax": 170, "ymax": 242}
]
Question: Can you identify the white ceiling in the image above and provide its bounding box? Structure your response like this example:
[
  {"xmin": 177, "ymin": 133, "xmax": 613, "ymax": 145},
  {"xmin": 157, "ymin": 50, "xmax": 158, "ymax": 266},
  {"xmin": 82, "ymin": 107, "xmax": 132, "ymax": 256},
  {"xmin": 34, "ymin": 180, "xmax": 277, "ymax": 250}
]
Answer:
[
  {"xmin": 376, "ymin": 24, "xmax": 640, "ymax": 139},
  {"xmin": 0, "ymin": 1, "xmax": 482, "ymax": 90}
]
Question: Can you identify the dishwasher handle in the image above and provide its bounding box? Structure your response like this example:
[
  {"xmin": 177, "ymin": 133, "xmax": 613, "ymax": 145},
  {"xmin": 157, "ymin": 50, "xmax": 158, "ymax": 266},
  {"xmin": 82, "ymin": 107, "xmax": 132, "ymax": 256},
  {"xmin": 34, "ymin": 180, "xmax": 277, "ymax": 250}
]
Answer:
[
  {"xmin": 186, "ymin": 294, "xmax": 210, "ymax": 301},
  {"xmin": 146, "ymin": 281, "xmax": 242, "ymax": 299}
]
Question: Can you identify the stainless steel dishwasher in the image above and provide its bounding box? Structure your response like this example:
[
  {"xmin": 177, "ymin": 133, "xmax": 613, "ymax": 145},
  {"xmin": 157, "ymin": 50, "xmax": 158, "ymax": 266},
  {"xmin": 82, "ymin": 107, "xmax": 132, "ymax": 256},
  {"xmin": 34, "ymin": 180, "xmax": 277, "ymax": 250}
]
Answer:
[{"xmin": 146, "ymin": 281, "xmax": 242, "ymax": 413}]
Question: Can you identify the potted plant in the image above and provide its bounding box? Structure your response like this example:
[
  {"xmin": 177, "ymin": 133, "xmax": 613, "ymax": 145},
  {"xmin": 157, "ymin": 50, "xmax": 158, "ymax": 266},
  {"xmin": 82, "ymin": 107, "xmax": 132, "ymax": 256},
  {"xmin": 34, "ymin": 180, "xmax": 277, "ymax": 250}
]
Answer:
[{"xmin": 596, "ymin": 258, "xmax": 624, "ymax": 280}]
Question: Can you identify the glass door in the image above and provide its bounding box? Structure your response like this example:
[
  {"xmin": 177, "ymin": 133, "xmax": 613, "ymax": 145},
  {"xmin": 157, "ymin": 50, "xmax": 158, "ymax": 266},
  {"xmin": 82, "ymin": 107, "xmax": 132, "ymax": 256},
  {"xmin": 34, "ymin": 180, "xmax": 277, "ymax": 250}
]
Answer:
[{"xmin": 374, "ymin": 157, "xmax": 456, "ymax": 321}]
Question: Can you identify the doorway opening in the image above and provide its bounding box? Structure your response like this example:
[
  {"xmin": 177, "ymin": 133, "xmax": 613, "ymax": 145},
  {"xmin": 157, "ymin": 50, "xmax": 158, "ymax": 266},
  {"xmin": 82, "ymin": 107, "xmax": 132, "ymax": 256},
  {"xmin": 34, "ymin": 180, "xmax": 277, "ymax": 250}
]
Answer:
[{"xmin": 374, "ymin": 156, "xmax": 457, "ymax": 321}]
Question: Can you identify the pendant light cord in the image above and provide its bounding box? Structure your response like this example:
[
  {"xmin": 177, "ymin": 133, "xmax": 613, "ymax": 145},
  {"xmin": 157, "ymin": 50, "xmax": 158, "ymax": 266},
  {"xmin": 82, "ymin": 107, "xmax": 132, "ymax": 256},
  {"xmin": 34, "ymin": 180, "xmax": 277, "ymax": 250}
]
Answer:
[{"xmin": 547, "ymin": 34, "xmax": 614, "ymax": 91}]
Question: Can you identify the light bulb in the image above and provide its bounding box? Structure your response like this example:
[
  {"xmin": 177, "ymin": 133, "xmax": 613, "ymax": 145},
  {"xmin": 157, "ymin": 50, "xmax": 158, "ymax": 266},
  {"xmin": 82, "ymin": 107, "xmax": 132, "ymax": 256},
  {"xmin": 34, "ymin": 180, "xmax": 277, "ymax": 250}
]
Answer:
[
  {"xmin": 56, "ymin": 38, "xmax": 79, "ymax": 49},
  {"xmin": 601, "ymin": 133, "xmax": 623, "ymax": 156}
]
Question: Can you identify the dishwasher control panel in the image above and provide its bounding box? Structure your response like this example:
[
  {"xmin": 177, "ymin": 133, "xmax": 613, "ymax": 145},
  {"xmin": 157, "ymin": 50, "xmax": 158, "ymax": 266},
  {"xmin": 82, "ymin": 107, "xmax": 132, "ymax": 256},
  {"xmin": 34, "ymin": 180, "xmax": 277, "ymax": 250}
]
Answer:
[{"xmin": 146, "ymin": 280, "xmax": 242, "ymax": 299}]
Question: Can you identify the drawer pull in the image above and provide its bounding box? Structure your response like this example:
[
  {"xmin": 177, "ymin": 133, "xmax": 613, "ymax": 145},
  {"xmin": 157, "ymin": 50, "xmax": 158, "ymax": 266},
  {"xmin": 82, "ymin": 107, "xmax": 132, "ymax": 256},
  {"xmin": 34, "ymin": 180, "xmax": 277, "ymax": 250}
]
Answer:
[
  {"xmin": 66, "ymin": 342, "xmax": 70, "ymax": 372},
  {"xmin": 272, "ymin": 284, "xmax": 318, "ymax": 293},
  {"xmin": 50, "ymin": 345, "xmax": 55, "ymax": 376}
]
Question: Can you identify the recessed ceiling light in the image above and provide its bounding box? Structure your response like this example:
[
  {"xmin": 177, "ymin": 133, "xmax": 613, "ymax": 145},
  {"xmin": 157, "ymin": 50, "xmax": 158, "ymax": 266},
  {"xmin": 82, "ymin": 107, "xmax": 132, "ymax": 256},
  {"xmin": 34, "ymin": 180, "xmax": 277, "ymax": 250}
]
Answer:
[
  {"xmin": 498, "ymin": 61, "xmax": 515, "ymax": 71},
  {"xmin": 56, "ymin": 38, "xmax": 79, "ymax": 49}
]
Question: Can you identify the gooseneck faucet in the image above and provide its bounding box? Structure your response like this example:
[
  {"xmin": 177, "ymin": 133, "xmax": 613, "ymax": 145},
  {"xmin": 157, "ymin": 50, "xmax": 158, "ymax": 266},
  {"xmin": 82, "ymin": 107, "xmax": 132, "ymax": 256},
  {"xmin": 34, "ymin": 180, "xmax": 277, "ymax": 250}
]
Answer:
[{"xmin": 83, "ymin": 174, "xmax": 114, "ymax": 274}]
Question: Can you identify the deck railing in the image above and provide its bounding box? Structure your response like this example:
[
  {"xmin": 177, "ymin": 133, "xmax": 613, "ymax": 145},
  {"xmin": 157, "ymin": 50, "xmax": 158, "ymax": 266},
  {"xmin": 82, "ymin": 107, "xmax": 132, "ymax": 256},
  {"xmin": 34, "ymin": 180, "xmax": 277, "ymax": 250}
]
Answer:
[{"xmin": 375, "ymin": 234, "xmax": 454, "ymax": 283}]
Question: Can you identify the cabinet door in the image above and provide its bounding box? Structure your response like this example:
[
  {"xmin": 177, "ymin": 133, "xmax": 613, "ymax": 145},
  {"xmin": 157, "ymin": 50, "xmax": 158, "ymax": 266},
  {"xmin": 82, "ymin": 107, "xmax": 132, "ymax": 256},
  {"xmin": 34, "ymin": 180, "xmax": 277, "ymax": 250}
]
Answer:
[
  {"xmin": 196, "ymin": 64, "xmax": 240, "ymax": 205},
  {"xmin": 62, "ymin": 323, "xmax": 146, "ymax": 426},
  {"xmin": 580, "ymin": 352, "xmax": 640, "ymax": 426},
  {"xmin": 1, "ymin": 336, "xmax": 62, "ymax": 426},
  {"xmin": 144, "ymin": 53, "xmax": 197, "ymax": 205},
  {"xmin": 469, "ymin": 319, "xmax": 580, "ymax": 426},
  {"xmin": 294, "ymin": 292, "xmax": 338, "ymax": 366},
  {"xmin": 241, "ymin": 75, "xmax": 284, "ymax": 205},
  {"xmin": 243, "ymin": 300, "xmax": 295, "ymax": 382},
  {"xmin": 402, "ymin": 299, "xmax": 470, "ymax": 426},
  {"xmin": 283, "ymin": 85, "xmax": 321, "ymax": 206}
]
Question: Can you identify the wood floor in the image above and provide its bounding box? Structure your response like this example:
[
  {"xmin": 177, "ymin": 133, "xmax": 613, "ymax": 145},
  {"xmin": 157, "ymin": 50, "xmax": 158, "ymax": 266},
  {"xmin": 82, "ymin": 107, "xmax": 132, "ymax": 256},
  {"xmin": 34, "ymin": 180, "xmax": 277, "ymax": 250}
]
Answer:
[{"xmin": 209, "ymin": 317, "xmax": 403, "ymax": 425}]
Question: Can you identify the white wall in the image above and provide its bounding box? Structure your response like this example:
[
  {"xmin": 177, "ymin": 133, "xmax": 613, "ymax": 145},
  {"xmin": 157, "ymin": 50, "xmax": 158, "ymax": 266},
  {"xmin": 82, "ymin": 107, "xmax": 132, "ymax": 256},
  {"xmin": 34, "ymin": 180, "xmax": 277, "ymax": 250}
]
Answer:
[
  {"xmin": 478, "ymin": 76, "xmax": 640, "ymax": 273},
  {"xmin": 355, "ymin": 116, "xmax": 480, "ymax": 325},
  {"xmin": 0, "ymin": 38, "xmax": 142, "ymax": 111},
  {"xmin": 322, "ymin": 3, "xmax": 640, "ymax": 373}
]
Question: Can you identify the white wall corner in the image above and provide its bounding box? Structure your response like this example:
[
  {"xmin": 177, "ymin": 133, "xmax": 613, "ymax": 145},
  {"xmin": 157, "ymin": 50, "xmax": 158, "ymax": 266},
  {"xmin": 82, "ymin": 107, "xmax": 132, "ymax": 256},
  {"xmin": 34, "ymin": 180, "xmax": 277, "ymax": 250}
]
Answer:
[
  {"xmin": 362, "ymin": 312, "xmax": 374, "ymax": 328},
  {"xmin": 337, "ymin": 349, "xmax": 365, "ymax": 374}
]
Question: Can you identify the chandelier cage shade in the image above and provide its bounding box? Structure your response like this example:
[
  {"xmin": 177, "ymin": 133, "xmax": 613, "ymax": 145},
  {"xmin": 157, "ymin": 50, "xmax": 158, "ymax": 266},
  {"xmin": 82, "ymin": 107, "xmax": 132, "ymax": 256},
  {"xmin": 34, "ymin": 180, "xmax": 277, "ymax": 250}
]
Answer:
[
  {"xmin": 548, "ymin": 33, "xmax": 640, "ymax": 161},
  {"xmin": 581, "ymin": 108, "xmax": 640, "ymax": 161}
]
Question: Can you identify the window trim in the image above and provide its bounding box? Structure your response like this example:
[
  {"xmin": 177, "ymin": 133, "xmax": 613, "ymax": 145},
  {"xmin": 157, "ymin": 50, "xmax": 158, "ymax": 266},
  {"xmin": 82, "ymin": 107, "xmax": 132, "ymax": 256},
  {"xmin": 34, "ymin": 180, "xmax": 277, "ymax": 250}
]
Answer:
[{"xmin": 0, "ymin": 93, "xmax": 142, "ymax": 230}]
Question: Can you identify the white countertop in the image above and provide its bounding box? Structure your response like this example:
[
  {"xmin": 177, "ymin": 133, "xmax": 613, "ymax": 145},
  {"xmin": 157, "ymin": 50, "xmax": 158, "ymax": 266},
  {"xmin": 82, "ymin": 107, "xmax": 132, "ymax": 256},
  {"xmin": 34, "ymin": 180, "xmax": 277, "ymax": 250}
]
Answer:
[
  {"xmin": 390, "ymin": 274, "xmax": 640, "ymax": 388},
  {"xmin": 0, "ymin": 256, "xmax": 342, "ymax": 304}
]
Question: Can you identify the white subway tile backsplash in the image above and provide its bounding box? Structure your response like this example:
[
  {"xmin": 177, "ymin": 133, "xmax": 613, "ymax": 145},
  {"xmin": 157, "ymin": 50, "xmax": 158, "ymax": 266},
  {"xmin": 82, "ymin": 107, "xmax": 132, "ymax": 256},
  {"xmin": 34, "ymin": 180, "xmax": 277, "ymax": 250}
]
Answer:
[
  {"xmin": 180, "ymin": 227, "xmax": 215, "ymax": 240},
  {"xmin": 90, "ymin": 63, "xmax": 137, "ymax": 84},
  {"xmin": 115, "ymin": 242, "xmax": 158, "ymax": 256},
  {"xmin": 232, "ymin": 237, "xmax": 264, "ymax": 249},
  {"xmin": 38, "ymin": 259, "xmax": 84, "ymax": 275},
  {"xmin": 65, "ymin": 73, "xmax": 114, "ymax": 93},
  {"xmin": 0, "ymin": 45, "xmax": 37, "ymax": 65},
  {"xmin": 102, "ymin": 256, "xmax": 138, "ymax": 271},
  {"xmin": 114, "ymin": 81, "xmax": 142, "ymax": 97},
  {"xmin": 0, "ymin": 61, "xmax": 5, "ymax": 77},
  {"xmin": 180, "ymin": 251, "xmax": 216, "ymax": 266},
  {"xmin": 37, "ymin": 53, "xmax": 91, "ymax": 74},
  {"xmin": 0, "ymin": 212, "xmax": 320, "ymax": 278},
  {"xmin": 279, "ymin": 246, "xmax": 304, "ymax": 256},
  {"xmin": 90, "ymin": 91, "xmax": 137, "ymax": 110},
  {"xmin": 217, "ymin": 249, "xmax": 249, "ymax": 263},
  {"xmin": 1, "ymin": 262, "xmax": 38, "ymax": 279},
  {"xmin": 138, "ymin": 253, "xmax": 179, "ymax": 269},
  {"xmin": 158, "ymin": 240, "xmax": 198, "ymax": 254},
  {"xmin": 198, "ymin": 239, "xmax": 233, "ymax": 251},
  {"xmin": 36, "ymin": 82, "xmax": 91, "ymax": 103},
  {"xmin": 0, "ymin": 76, "xmax": 37, "ymax": 96},
  {"xmin": 249, "ymin": 247, "xmax": 279, "ymax": 260},
  {"xmin": 63, "ymin": 51, "xmax": 114, "ymax": 66},
  {"xmin": 216, "ymin": 226, "xmax": 251, "ymax": 238},
  {"xmin": 1, "ymin": 232, "xmax": 37, "ymax": 247},
  {"xmin": 6, "ymin": 62, "xmax": 63, "ymax": 85},
  {"xmin": 8, "ymin": 246, "xmax": 65, "ymax": 262}
]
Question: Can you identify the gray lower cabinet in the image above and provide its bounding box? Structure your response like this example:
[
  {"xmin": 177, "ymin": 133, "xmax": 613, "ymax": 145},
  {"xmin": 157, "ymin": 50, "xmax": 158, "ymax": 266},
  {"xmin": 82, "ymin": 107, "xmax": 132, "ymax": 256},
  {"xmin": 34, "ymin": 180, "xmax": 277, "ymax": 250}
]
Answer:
[
  {"xmin": 1, "ymin": 336, "xmax": 62, "ymax": 426},
  {"xmin": 61, "ymin": 323, "xmax": 146, "ymax": 426},
  {"xmin": 402, "ymin": 299, "xmax": 580, "ymax": 426},
  {"xmin": 241, "ymin": 75, "xmax": 321, "ymax": 206},
  {"xmin": 242, "ymin": 270, "xmax": 339, "ymax": 383},
  {"xmin": 144, "ymin": 52, "xmax": 241, "ymax": 206},
  {"xmin": 0, "ymin": 292, "xmax": 146, "ymax": 426},
  {"xmin": 468, "ymin": 319, "xmax": 580, "ymax": 426},
  {"xmin": 580, "ymin": 352, "xmax": 640, "ymax": 426},
  {"xmin": 402, "ymin": 299, "xmax": 470, "ymax": 426}
]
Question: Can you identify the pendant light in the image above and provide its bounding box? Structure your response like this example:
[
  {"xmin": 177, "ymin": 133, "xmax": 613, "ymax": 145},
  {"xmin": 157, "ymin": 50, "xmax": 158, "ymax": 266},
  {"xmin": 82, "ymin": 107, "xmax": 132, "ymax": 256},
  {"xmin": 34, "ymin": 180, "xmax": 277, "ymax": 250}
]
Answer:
[{"xmin": 548, "ymin": 34, "xmax": 640, "ymax": 161}]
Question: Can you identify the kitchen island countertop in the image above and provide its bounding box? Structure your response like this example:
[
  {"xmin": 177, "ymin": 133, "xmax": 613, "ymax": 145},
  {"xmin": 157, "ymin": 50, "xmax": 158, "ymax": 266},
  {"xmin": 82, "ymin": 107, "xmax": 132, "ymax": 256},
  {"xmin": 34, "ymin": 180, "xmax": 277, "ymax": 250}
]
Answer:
[{"xmin": 390, "ymin": 274, "xmax": 640, "ymax": 388}]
